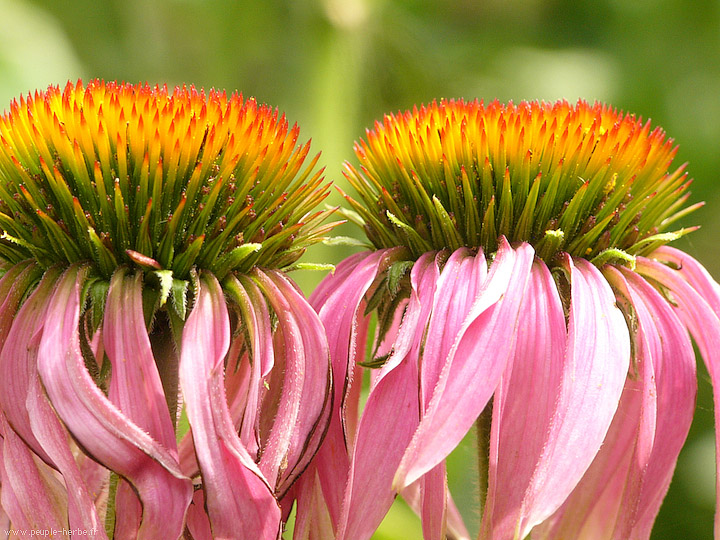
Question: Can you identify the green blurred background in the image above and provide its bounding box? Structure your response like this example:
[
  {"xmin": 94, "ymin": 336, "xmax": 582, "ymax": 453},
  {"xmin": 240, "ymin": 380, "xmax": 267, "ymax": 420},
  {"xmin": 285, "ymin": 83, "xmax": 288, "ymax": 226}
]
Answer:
[{"xmin": 1, "ymin": 0, "xmax": 718, "ymax": 537}]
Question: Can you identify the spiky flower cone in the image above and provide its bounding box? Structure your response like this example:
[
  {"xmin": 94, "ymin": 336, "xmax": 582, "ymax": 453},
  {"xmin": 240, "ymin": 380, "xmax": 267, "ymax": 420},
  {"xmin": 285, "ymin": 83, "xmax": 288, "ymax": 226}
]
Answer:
[
  {"xmin": 0, "ymin": 80, "xmax": 334, "ymax": 539},
  {"xmin": 303, "ymin": 99, "xmax": 720, "ymax": 540}
]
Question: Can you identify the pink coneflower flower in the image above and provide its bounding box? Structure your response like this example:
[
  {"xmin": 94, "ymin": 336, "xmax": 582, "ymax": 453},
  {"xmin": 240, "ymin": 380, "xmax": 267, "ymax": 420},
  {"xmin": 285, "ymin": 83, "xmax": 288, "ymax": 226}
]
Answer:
[
  {"xmin": 0, "ymin": 80, "xmax": 333, "ymax": 539},
  {"xmin": 299, "ymin": 99, "xmax": 720, "ymax": 539}
]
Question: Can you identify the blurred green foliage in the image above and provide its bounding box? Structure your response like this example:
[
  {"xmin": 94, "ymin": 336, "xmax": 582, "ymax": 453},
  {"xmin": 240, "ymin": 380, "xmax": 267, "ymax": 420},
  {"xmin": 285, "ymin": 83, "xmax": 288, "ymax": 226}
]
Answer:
[{"xmin": 1, "ymin": 0, "xmax": 719, "ymax": 537}]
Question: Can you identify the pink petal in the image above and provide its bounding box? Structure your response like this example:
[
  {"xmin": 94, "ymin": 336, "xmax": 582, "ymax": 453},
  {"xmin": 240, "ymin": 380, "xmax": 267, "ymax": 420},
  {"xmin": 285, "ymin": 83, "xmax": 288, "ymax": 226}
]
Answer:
[
  {"xmin": 36, "ymin": 265, "xmax": 192, "ymax": 540},
  {"xmin": 179, "ymin": 272, "xmax": 280, "ymax": 539},
  {"xmin": 615, "ymin": 267, "xmax": 695, "ymax": 538},
  {"xmin": 0, "ymin": 414, "xmax": 67, "ymax": 531},
  {"xmin": 27, "ymin": 370, "xmax": 108, "ymax": 537},
  {"xmin": 379, "ymin": 250, "xmax": 440, "ymax": 378},
  {"xmin": 395, "ymin": 239, "xmax": 534, "ymax": 490},
  {"xmin": 651, "ymin": 245, "xmax": 720, "ymax": 313},
  {"xmin": 252, "ymin": 269, "xmax": 332, "ymax": 496},
  {"xmin": 336, "ymin": 250, "xmax": 441, "ymax": 540},
  {"xmin": 224, "ymin": 275, "xmax": 275, "ymax": 460},
  {"xmin": 103, "ymin": 270, "xmax": 178, "ymax": 452},
  {"xmin": 305, "ymin": 249, "xmax": 400, "ymax": 530},
  {"xmin": 522, "ymin": 257, "xmax": 630, "ymax": 539},
  {"xmin": 401, "ymin": 478, "xmax": 470, "ymax": 540},
  {"xmin": 103, "ymin": 270, "xmax": 184, "ymax": 531},
  {"xmin": 186, "ymin": 488, "xmax": 214, "ymax": 540},
  {"xmin": 418, "ymin": 248, "xmax": 485, "ymax": 405},
  {"xmin": 484, "ymin": 256, "xmax": 631, "ymax": 538},
  {"xmin": 420, "ymin": 463, "xmax": 448, "ymax": 540},
  {"xmin": 290, "ymin": 469, "xmax": 335, "ymax": 540},
  {"xmin": 533, "ymin": 264, "xmax": 694, "ymax": 539},
  {"xmin": 338, "ymin": 356, "xmax": 420, "ymax": 540},
  {"xmin": 114, "ymin": 480, "xmax": 142, "ymax": 539},
  {"xmin": 481, "ymin": 259, "xmax": 567, "ymax": 538},
  {"xmin": 0, "ymin": 263, "xmax": 49, "ymax": 462},
  {"xmin": 636, "ymin": 254, "xmax": 720, "ymax": 538}
]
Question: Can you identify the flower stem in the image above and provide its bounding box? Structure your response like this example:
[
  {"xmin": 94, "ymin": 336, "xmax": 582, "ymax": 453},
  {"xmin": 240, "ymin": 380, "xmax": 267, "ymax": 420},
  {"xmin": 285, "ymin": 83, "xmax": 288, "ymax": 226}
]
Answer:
[
  {"xmin": 475, "ymin": 400, "xmax": 493, "ymax": 516},
  {"xmin": 105, "ymin": 472, "xmax": 118, "ymax": 537},
  {"xmin": 149, "ymin": 310, "xmax": 181, "ymax": 427}
]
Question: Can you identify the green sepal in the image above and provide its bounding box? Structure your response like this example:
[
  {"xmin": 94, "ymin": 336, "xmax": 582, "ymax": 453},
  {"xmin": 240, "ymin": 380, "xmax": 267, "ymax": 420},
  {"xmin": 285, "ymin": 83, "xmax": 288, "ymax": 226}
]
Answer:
[
  {"xmin": 170, "ymin": 278, "xmax": 190, "ymax": 320},
  {"xmin": 88, "ymin": 228, "xmax": 118, "ymax": 278},
  {"xmin": 359, "ymin": 351, "xmax": 391, "ymax": 369},
  {"xmin": 387, "ymin": 260, "xmax": 414, "ymax": 296},
  {"xmin": 327, "ymin": 204, "xmax": 364, "ymax": 227},
  {"xmin": 154, "ymin": 269, "xmax": 174, "ymax": 308},
  {"xmin": 322, "ymin": 236, "xmax": 372, "ymax": 248},
  {"xmin": 625, "ymin": 228, "xmax": 695, "ymax": 257},
  {"xmin": 86, "ymin": 277, "xmax": 110, "ymax": 335},
  {"xmin": 172, "ymin": 235, "xmax": 205, "ymax": 279},
  {"xmin": 432, "ymin": 196, "xmax": 463, "ymax": 251},
  {"xmin": 387, "ymin": 211, "xmax": 432, "ymax": 254},
  {"xmin": 535, "ymin": 229, "xmax": 565, "ymax": 261},
  {"xmin": 211, "ymin": 243, "xmax": 262, "ymax": 279},
  {"xmin": 590, "ymin": 247, "xmax": 636, "ymax": 269},
  {"xmin": 285, "ymin": 262, "xmax": 335, "ymax": 273}
]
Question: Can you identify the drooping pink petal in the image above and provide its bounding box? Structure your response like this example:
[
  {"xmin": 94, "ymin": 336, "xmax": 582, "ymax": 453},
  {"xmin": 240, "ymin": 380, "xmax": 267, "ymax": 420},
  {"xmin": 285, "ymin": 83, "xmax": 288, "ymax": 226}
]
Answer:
[
  {"xmin": 103, "ymin": 269, "xmax": 179, "ymax": 451},
  {"xmin": 532, "ymin": 262, "xmax": 694, "ymax": 539},
  {"xmin": 616, "ymin": 267, "xmax": 694, "ymax": 538},
  {"xmin": 254, "ymin": 269, "xmax": 332, "ymax": 496},
  {"xmin": 304, "ymin": 248, "xmax": 402, "ymax": 530},
  {"xmin": 482, "ymin": 256, "xmax": 631, "ymax": 538},
  {"xmin": 179, "ymin": 271, "xmax": 280, "ymax": 539},
  {"xmin": 186, "ymin": 488, "xmax": 214, "ymax": 540},
  {"xmin": 0, "ymin": 262, "xmax": 49, "ymax": 462},
  {"xmin": 336, "ymin": 249, "xmax": 441, "ymax": 540},
  {"xmin": 338, "ymin": 355, "xmax": 420, "ymax": 540},
  {"xmin": 103, "ymin": 269, "xmax": 185, "ymax": 533},
  {"xmin": 418, "ymin": 248, "xmax": 485, "ymax": 405},
  {"xmin": 378, "ymin": 251, "xmax": 440, "ymax": 379},
  {"xmin": 530, "ymin": 279, "xmax": 648, "ymax": 538},
  {"xmin": 481, "ymin": 258, "xmax": 567, "ymax": 539},
  {"xmin": 291, "ymin": 469, "xmax": 335, "ymax": 540},
  {"xmin": 395, "ymin": 239, "xmax": 534, "ymax": 490},
  {"xmin": 0, "ymin": 491, "xmax": 8, "ymax": 534},
  {"xmin": 636, "ymin": 254, "xmax": 720, "ymax": 538},
  {"xmin": 114, "ymin": 480, "xmax": 142, "ymax": 539},
  {"xmin": 420, "ymin": 462, "xmax": 448, "ymax": 540},
  {"xmin": 224, "ymin": 275, "xmax": 275, "ymax": 460},
  {"xmin": 401, "ymin": 479, "xmax": 470, "ymax": 540},
  {"xmin": 518, "ymin": 257, "xmax": 630, "ymax": 540},
  {"xmin": 411, "ymin": 248, "xmax": 481, "ymax": 538},
  {"xmin": 27, "ymin": 370, "xmax": 108, "ymax": 538},
  {"xmin": 651, "ymin": 246, "xmax": 720, "ymax": 314},
  {"xmin": 0, "ymin": 414, "xmax": 67, "ymax": 532},
  {"xmin": 36, "ymin": 265, "xmax": 192, "ymax": 540}
]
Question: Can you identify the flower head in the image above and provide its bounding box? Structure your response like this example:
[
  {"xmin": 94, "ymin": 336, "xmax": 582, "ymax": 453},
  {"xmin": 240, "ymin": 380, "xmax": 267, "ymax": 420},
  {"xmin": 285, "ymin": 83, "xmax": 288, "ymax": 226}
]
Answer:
[
  {"xmin": 304, "ymin": 99, "xmax": 720, "ymax": 540},
  {"xmin": 0, "ymin": 80, "xmax": 333, "ymax": 539}
]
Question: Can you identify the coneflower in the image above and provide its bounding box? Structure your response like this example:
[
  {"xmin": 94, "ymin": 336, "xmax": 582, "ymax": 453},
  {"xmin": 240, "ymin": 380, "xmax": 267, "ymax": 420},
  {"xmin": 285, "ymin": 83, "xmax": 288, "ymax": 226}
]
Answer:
[
  {"xmin": 302, "ymin": 99, "xmax": 719, "ymax": 540},
  {"xmin": 0, "ymin": 80, "xmax": 334, "ymax": 539}
]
